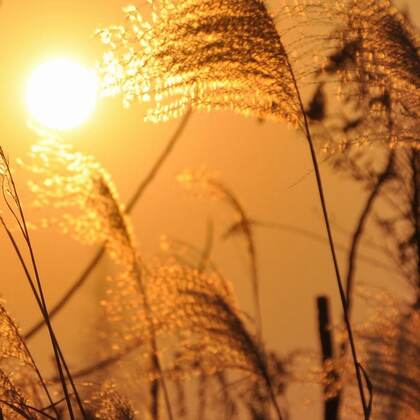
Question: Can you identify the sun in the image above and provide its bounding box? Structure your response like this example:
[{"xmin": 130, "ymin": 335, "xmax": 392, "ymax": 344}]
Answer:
[{"xmin": 25, "ymin": 58, "xmax": 98, "ymax": 131}]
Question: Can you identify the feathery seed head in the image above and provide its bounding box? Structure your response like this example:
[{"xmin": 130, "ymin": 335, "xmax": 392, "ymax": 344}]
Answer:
[
  {"xmin": 320, "ymin": 0, "xmax": 419, "ymax": 150},
  {"xmin": 84, "ymin": 383, "xmax": 136, "ymax": 419},
  {"xmin": 0, "ymin": 304, "xmax": 31, "ymax": 366},
  {"xmin": 25, "ymin": 138, "xmax": 135, "ymax": 265},
  {"xmin": 0, "ymin": 303, "xmax": 45, "ymax": 418},
  {"xmin": 98, "ymin": 0, "xmax": 300, "ymax": 124},
  {"xmin": 347, "ymin": 293, "xmax": 420, "ymax": 419}
]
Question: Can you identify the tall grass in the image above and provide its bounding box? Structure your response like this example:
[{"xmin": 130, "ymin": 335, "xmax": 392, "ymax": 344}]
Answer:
[
  {"xmin": 97, "ymin": 0, "xmax": 373, "ymax": 416},
  {"xmin": 0, "ymin": 0, "xmax": 418, "ymax": 419}
]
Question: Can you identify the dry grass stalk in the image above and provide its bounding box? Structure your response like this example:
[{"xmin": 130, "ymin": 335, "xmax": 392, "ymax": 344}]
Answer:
[
  {"xmin": 0, "ymin": 146, "xmax": 86, "ymax": 419},
  {"xmin": 98, "ymin": 0, "xmax": 370, "ymax": 415},
  {"xmin": 25, "ymin": 139, "xmax": 173, "ymax": 420},
  {"xmin": 177, "ymin": 168, "xmax": 263, "ymax": 337}
]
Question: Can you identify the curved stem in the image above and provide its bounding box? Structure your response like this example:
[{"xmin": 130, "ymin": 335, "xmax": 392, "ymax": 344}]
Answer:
[
  {"xmin": 24, "ymin": 249, "xmax": 106, "ymax": 340},
  {"xmin": 211, "ymin": 180, "xmax": 263, "ymax": 337},
  {"xmin": 330, "ymin": 152, "xmax": 394, "ymax": 418},
  {"xmin": 345, "ymin": 151, "xmax": 394, "ymax": 316}
]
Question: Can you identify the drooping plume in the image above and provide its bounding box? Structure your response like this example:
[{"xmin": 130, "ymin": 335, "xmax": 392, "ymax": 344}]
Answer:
[
  {"xmin": 98, "ymin": 0, "xmax": 300, "ymax": 124},
  {"xmin": 25, "ymin": 138, "xmax": 135, "ymax": 266},
  {"xmin": 0, "ymin": 302, "xmax": 52, "ymax": 418},
  {"xmin": 319, "ymin": 0, "xmax": 419, "ymax": 151},
  {"xmin": 177, "ymin": 168, "xmax": 263, "ymax": 336}
]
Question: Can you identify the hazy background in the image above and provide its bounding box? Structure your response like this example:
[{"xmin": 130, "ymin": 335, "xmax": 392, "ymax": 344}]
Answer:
[{"xmin": 0, "ymin": 0, "xmax": 418, "ymax": 418}]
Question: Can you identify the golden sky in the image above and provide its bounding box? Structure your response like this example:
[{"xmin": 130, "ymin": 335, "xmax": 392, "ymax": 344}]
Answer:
[{"xmin": 0, "ymin": 1, "xmax": 418, "ymax": 418}]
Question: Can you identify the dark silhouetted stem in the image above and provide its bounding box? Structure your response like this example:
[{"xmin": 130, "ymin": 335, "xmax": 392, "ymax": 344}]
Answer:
[
  {"xmin": 334, "ymin": 152, "xmax": 394, "ymax": 417},
  {"xmin": 345, "ymin": 152, "xmax": 394, "ymax": 314},
  {"xmin": 283, "ymin": 57, "xmax": 370, "ymax": 418}
]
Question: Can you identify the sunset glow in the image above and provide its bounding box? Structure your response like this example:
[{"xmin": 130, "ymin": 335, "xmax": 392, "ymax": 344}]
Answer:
[
  {"xmin": 0, "ymin": 1, "xmax": 417, "ymax": 418},
  {"xmin": 25, "ymin": 59, "xmax": 98, "ymax": 130}
]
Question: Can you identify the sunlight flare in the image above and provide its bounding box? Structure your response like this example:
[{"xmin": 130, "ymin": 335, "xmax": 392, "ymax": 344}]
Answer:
[{"xmin": 25, "ymin": 58, "xmax": 98, "ymax": 130}]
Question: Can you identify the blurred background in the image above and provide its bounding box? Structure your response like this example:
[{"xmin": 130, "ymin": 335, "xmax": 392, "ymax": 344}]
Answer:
[{"xmin": 0, "ymin": 0, "xmax": 418, "ymax": 418}]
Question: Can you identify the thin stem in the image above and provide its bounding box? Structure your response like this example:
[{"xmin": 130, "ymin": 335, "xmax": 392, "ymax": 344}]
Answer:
[
  {"xmin": 49, "ymin": 338, "xmax": 143, "ymax": 382},
  {"xmin": 345, "ymin": 152, "xmax": 394, "ymax": 318},
  {"xmin": 198, "ymin": 220, "xmax": 214, "ymax": 273},
  {"xmin": 0, "ymin": 400, "xmax": 56, "ymax": 420},
  {"xmin": 283, "ymin": 57, "xmax": 370, "ymax": 418},
  {"xmin": 3, "ymin": 155, "xmax": 86, "ymax": 419},
  {"xmin": 132, "ymin": 256, "xmax": 174, "ymax": 420},
  {"xmin": 263, "ymin": 371, "xmax": 283, "ymax": 420},
  {"xmin": 210, "ymin": 180, "xmax": 263, "ymax": 337},
  {"xmin": 24, "ymin": 108, "xmax": 192, "ymax": 340},
  {"xmin": 336, "ymin": 152, "xmax": 394, "ymax": 417},
  {"xmin": 0, "ymin": 218, "xmax": 76, "ymax": 420},
  {"xmin": 270, "ymin": 390, "xmax": 283, "ymax": 420},
  {"xmin": 24, "ymin": 248, "xmax": 106, "ymax": 340},
  {"xmin": 251, "ymin": 219, "xmax": 397, "ymax": 274},
  {"xmin": 126, "ymin": 108, "xmax": 192, "ymax": 213}
]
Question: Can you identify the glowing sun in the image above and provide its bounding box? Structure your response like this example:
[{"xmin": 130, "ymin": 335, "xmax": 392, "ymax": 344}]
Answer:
[{"xmin": 25, "ymin": 58, "xmax": 98, "ymax": 130}]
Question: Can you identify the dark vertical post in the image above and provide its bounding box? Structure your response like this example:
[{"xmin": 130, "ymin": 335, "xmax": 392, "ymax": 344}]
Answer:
[{"xmin": 317, "ymin": 295, "xmax": 340, "ymax": 420}]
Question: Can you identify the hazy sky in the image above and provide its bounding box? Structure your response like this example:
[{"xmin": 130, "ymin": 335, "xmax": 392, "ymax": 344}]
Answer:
[{"xmin": 0, "ymin": 1, "xmax": 418, "ymax": 418}]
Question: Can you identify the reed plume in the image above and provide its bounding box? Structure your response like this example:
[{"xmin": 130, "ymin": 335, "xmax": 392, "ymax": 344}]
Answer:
[
  {"xmin": 331, "ymin": 291, "xmax": 420, "ymax": 419},
  {"xmin": 158, "ymin": 231, "xmax": 287, "ymax": 419},
  {"xmin": 306, "ymin": 4, "xmax": 419, "ymax": 411},
  {"xmin": 84, "ymin": 383, "xmax": 136, "ymax": 420},
  {"xmin": 144, "ymin": 260, "xmax": 285, "ymax": 419},
  {"xmin": 327, "ymin": 0, "xmax": 419, "ymax": 93},
  {"xmin": 97, "ymin": 0, "xmax": 300, "ymax": 124},
  {"xmin": 98, "ymin": 0, "xmax": 370, "ymax": 415},
  {"xmin": 362, "ymin": 306, "xmax": 419, "ymax": 419},
  {"xmin": 311, "ymin": 0, "xmax": 419, "ymax": 302},
  {"xmin": 23, "ymin": 108, "xmax": 192, "ymax": 342},
  {"xmin": 25, "ymin": 138, "xmax": 173, "ymax": 420},
  {"xmin": 0, "ymin": 371, "xmax": 33, "ymax": 419},
  {"xmin": 318, "ymin": 0, "xmax": 419, "ymax": 152},
  {"xmin": 26, "ymin": 138, "xmax": 134, "ymax": 265},
  {"xmin": 26, "ymin": 137, "xmax": 285, "ymax": 417},
  {"xmin": 0, "ymin": 302, "xmax": 56, "ymax": 419},
  {"xmin": 177, "ymin": 168, "xmax": 263, "ymax": 337}
]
